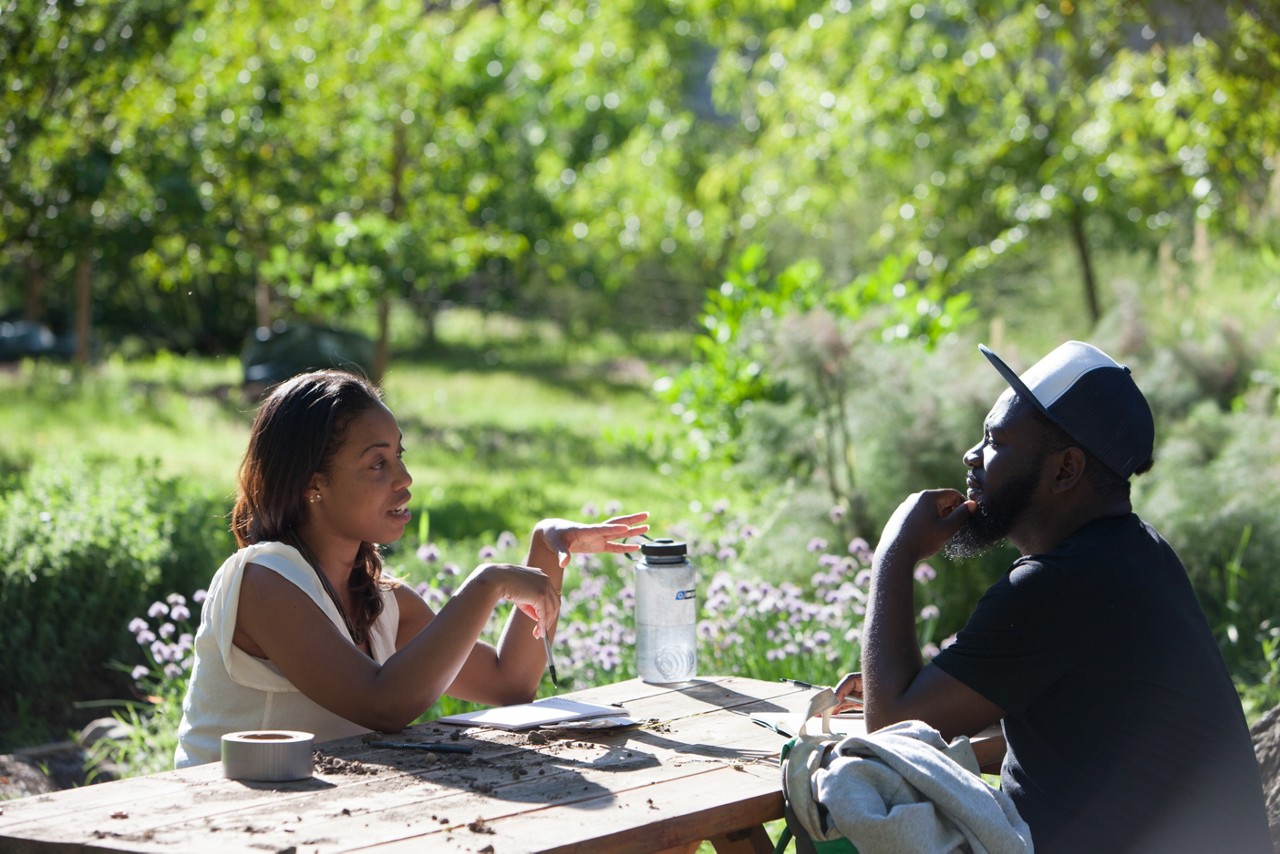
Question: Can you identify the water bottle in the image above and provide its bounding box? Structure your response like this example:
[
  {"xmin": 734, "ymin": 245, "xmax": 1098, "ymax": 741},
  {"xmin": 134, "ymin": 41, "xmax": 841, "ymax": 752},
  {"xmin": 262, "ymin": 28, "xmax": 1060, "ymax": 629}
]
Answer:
[{"xmin": 634, "ymin": 538, "xmax": 697, "ymax": 683}]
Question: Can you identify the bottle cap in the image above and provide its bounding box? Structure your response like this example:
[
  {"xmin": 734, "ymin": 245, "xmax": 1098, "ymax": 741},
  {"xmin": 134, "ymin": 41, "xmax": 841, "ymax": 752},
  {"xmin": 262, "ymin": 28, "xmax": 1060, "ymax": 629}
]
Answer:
[{"xmin": 640, "ymin": 538, "xmax": 687, "ymax": 559}]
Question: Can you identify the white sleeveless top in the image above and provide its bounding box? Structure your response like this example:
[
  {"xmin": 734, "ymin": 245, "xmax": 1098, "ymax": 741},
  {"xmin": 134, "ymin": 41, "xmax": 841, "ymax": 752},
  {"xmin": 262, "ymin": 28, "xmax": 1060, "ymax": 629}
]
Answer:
[{"xmin": 174, "ymin": 541, "xmax": 400, "ymax": 767}]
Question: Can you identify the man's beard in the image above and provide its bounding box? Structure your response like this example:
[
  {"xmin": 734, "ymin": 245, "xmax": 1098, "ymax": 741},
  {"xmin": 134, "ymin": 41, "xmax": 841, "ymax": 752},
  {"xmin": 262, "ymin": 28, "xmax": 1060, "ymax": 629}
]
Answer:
[{"xmin": 944, "ymin": 466, "xmax": 1041, "ymax": 559}]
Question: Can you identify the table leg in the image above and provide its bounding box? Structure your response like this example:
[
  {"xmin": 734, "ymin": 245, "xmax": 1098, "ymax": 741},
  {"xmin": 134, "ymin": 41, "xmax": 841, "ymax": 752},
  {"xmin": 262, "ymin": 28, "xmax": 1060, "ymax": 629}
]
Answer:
[{"xmin": 708, "ymin": 824, "xmax": 775, "ymax": 853}]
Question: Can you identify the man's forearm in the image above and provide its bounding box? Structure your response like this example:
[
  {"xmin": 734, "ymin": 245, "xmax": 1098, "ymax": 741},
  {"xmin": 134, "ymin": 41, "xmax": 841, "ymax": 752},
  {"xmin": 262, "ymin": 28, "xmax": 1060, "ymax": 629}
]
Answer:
[{"xmin": 860, "ymin": 542, "xmax": 925, "ymax": 731}]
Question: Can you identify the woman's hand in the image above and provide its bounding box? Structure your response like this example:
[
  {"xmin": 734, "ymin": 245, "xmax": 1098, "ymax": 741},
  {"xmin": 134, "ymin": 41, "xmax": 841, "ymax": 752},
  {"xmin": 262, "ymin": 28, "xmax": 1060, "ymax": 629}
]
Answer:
[
  {"xmin": 471, "ymin": 563, "xmax": 562, "ymax": 638},
  {"xmin": 535, "ymin": 511, "xmax": 650, "ymax": 568}
]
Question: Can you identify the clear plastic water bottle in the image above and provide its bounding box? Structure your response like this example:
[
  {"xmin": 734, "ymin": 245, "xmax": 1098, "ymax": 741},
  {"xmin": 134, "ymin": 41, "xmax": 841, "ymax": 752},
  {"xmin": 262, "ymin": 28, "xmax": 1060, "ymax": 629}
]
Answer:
[{"xmin": 634, "ymin": 538, "xmax": 697, "ymax": 683}]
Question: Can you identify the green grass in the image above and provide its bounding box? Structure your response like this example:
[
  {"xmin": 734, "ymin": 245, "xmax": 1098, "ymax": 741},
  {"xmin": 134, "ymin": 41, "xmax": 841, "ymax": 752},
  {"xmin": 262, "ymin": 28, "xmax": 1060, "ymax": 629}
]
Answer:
[
  {"xmin": 0, "ymin": 354, "xmax": 247, "ymax": 492},
  {"xmin": 0, "ymin": 308, "xmax": 725, "ymax": 548}
]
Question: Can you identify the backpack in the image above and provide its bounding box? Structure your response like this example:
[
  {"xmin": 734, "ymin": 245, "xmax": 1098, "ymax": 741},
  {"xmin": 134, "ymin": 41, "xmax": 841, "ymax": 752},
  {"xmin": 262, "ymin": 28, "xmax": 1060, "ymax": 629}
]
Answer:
[
  {"xmin": 775, "ymin": 688, "xmax": 859, "ymax": 854},
  {"xmin": 774, "ymin": 690, "xmax": 1032, "ymax": 854}
]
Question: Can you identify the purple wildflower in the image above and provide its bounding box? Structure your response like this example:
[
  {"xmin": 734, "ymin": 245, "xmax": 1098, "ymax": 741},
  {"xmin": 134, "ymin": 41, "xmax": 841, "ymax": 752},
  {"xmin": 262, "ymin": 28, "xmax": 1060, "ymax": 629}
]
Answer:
[{"xmin": 847, "ymin": 538, "xmax": 872, "ymax": 560}]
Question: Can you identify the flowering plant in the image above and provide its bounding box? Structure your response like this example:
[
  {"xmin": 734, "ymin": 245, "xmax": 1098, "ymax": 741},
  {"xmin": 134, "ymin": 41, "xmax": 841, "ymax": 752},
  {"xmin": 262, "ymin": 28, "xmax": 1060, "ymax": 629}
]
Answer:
[
  {"xmin": 408, "ymin": 500, "xmax": 948, "ymax": 693},
  {"xmin": 103, "ymin": 500, "xmax": 952, "ymax": 774},
  {"xmin": 90, "ymin": 591, "xmax": 204, "ymax": 779}
]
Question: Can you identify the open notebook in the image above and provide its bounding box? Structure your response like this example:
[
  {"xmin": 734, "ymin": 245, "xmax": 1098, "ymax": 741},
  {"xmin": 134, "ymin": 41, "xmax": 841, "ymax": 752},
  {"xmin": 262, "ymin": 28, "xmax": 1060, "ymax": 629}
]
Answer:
[{"xmin": 434, "ymin": 696, "xmax": 628, "ymax": 731}]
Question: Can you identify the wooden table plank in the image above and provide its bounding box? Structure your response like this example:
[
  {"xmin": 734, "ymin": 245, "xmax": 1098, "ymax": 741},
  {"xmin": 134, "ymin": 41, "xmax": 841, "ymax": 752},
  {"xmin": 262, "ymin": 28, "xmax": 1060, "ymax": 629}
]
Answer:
[
  {"xmin": 355, "ymin": 762, "xmax": 783, "ymax": 853},
  {"xmin": 0, "ymin": 677, "xmax": 816, "ymax": 853}
]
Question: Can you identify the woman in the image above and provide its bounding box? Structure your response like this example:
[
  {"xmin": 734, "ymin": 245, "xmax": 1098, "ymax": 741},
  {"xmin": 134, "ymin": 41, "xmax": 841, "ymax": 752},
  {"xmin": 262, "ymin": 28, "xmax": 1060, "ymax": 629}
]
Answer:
[{"xmin": 175, "ymin": 369, "xmax": 647, "ymax": 766}]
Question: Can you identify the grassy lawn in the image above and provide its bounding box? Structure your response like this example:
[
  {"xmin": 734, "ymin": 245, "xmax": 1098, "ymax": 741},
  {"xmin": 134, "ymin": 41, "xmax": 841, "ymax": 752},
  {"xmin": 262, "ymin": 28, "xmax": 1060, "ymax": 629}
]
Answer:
[{"xmin": 0, "ymin": 307, "xmax": 728, "ymax": 549}]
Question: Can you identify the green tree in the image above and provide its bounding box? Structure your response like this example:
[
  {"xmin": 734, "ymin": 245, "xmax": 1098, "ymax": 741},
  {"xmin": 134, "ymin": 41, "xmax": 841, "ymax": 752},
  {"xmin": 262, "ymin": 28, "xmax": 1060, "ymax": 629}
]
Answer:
[
  {"xmin": 0, "ymin": 0, "xmax": 191, "ymax": 359},
  {"xmin": 695, "ymin": 0, "xmax": 1280, "ymax": 326}
]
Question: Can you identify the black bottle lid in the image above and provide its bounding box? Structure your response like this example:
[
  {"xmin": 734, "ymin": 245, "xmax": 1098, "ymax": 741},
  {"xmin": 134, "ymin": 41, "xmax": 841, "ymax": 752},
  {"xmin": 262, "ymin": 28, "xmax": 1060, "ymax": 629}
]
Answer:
[{"xmin": 639, "ymin": 538, "xmax": 687, "ymax": 560}]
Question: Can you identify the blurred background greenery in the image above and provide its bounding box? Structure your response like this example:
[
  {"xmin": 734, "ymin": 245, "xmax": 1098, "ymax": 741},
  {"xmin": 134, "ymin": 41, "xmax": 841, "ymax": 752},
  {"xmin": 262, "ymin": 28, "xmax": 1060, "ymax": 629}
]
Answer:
[{"xmin": 3, "ymin": 0, "xmax": 1280, "ymax": 760}]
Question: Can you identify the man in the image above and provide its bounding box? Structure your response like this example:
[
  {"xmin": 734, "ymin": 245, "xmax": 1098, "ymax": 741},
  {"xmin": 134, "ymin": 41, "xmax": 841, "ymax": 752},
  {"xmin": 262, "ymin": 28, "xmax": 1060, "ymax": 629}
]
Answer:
[{"xmin": 836, "ymin": 340, "xmax": 1271, "ymax": 852}]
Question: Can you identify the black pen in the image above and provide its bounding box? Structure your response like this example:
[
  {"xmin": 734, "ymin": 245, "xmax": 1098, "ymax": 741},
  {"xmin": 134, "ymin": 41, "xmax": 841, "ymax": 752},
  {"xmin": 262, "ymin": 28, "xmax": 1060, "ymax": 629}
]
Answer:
[
  {"xmin": 779, "ymin": 678, "xmax": 821, "ymax": 689},
  {"xmin": 542, "ymin": 626, "xmax": 559, "ymax": 688},
  {"xmin": 367, "ymin": 741, "xmax": 474, "ymax": 754}
]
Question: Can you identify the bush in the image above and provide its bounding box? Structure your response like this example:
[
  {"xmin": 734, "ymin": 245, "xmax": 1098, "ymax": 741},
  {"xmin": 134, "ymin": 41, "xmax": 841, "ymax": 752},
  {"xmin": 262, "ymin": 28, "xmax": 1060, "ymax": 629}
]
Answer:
[
  {"xmin": 1137, "ymin": 398, "xmax": 1280, "ymax": 677},
  {"xmin": 734, "ymin": 321, "xmax": 1280, "ymax": 666},
  {"xmin": 735, "ymin": 335, "xmax": 1013, "ymax": 632},
  {"xmin": 0, "ymin": 455, "xmax": 231, "ymax": 740}
]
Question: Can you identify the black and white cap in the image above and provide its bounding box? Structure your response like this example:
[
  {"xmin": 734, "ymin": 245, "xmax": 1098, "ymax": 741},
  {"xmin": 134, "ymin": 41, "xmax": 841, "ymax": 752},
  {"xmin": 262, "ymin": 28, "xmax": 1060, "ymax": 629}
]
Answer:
[{"xmin": 979, "ymin": 340, "xmax": 1155, "ymax": 479}]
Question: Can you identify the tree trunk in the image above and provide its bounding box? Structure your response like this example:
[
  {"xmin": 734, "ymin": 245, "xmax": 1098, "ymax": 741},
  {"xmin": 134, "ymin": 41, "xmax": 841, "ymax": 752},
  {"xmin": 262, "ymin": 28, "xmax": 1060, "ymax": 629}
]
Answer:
[
  {"xmin": 255, "ymin": 275, "xmax": 271, "ymax": 330},
  {"xmin": 24, "ymin": 254, "xmax": 46, "ymax": 322},
  {"xmin": 74, "ymin": 252, "xmax": 92, "ymax": 364},
  {"xmin": 373, "ymin": 295, "xmax": 389, "ymax": 384},
  {"xmin": 1068, "ymin": 204, "xmax": 1101, "ymax": 326},
  {"xmin": 421, "ymin": 292, "xmax": 438, "ymax": 348}
]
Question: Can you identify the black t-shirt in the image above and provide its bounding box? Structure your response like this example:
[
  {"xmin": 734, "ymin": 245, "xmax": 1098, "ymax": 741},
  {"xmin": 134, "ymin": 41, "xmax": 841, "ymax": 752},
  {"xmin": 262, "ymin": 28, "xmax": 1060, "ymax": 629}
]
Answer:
[{"xmin": 933, "ymin": 513, "xmax": 1271, "ymax": 853}]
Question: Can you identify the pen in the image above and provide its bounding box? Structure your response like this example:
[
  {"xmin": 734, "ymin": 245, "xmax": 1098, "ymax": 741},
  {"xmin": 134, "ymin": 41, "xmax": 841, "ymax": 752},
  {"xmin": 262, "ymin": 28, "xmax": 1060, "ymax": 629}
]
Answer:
[
  {"xmin": 779, "ymin": 678, "xmax": 822, "ymax": 689},
  {"xmin": 542, "ymin": 624, "xmax": 559, "ymax": 687},
  {"xmin": 367, "ymin": 741, "xmax": 474, "ymax": 754}
]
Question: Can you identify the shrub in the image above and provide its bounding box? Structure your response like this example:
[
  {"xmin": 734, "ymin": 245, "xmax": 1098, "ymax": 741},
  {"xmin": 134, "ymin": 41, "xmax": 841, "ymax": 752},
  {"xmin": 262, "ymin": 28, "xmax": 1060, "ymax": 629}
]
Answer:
[
  {"xmin": 734, "ymin": 335, "xmax": 1013, "ymax": 633},
  {"xmin": 0, "ymin": 454, "xmax": 231, "ymax": 738},
  {"xmin": 1136, "ymin": 398, "xmax": 1280, "ymax": 677},
  {"xmin": 656, "ymin": 244, "xmax": 974, "ymax": 468}
]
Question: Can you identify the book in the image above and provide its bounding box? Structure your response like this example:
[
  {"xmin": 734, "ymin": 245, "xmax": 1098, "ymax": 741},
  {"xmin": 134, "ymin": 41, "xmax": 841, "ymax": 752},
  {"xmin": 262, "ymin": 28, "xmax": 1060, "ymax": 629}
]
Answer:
[{"xmin": 434, "ymin": 696, "xmax": 628, "ymax": 731}]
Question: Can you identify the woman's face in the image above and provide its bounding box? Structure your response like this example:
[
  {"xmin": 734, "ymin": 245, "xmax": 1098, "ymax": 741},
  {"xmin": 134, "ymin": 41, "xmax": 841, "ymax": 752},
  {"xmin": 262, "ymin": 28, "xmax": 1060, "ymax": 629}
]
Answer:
[{"xmin": 310, "ymin": 402, "xmax": 413, "ymax": 547}]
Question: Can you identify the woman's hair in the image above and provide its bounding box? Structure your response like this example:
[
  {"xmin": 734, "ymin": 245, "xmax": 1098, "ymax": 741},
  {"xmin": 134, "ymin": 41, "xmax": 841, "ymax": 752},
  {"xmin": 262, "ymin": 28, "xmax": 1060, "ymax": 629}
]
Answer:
[{"xmin": 231, "ymin": 369, "xmax": 389, "ymax": 639}]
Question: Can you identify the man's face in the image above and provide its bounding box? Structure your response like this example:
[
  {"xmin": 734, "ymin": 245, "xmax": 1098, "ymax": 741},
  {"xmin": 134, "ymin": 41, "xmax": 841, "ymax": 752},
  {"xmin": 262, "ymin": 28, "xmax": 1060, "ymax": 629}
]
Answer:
[{"xmin": 945, "ymin": 391, "xmax": 1048, "ymax": 559}]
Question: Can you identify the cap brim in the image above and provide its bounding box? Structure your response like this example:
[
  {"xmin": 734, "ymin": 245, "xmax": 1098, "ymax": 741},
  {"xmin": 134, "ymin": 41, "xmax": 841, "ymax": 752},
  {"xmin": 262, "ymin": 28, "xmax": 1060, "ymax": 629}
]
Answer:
[{"xmin": 979, "ymin": 344, "xmax": 1052, "ymax": 421}]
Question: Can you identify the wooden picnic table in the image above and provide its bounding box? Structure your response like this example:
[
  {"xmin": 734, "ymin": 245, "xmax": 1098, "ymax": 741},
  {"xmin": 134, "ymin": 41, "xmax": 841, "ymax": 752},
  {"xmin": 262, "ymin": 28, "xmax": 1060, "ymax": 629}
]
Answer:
[{"xmin": 0, "ymin": 676, "xmax": 833, "ymax": 853}]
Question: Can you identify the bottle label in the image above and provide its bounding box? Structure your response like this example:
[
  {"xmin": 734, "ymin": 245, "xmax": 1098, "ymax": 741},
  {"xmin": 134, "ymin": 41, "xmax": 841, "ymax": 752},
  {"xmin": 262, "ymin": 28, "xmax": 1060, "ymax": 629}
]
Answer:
[{"xmin": 675, "ymin": 589, "xmax": 696, "ymax": 601}]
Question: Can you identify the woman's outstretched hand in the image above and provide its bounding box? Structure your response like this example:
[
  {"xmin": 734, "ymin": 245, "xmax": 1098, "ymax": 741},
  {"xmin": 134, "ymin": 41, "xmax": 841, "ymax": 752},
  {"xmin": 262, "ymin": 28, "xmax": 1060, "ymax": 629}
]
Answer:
[{"xmin": 536, "ymin": 511, "xmax": 650, "ymax": 568}]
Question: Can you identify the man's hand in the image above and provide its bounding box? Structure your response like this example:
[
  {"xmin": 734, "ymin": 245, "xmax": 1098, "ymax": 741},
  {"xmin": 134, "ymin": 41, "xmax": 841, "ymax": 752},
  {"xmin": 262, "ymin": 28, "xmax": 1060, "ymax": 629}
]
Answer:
[
  {"xmin": 833, "ymin": 672, "xmax": 864, "ymax": 714},
  {"xmin": 876, "ymin": 488, "xmax": 975, "ymax": 567}
]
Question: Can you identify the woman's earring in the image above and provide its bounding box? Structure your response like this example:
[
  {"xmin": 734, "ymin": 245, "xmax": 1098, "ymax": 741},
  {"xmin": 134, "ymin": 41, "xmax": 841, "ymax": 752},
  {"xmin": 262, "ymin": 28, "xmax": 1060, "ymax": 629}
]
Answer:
[{"xmin": 309, "ymin": 493, "xmax": 321, "ymax": 504}]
